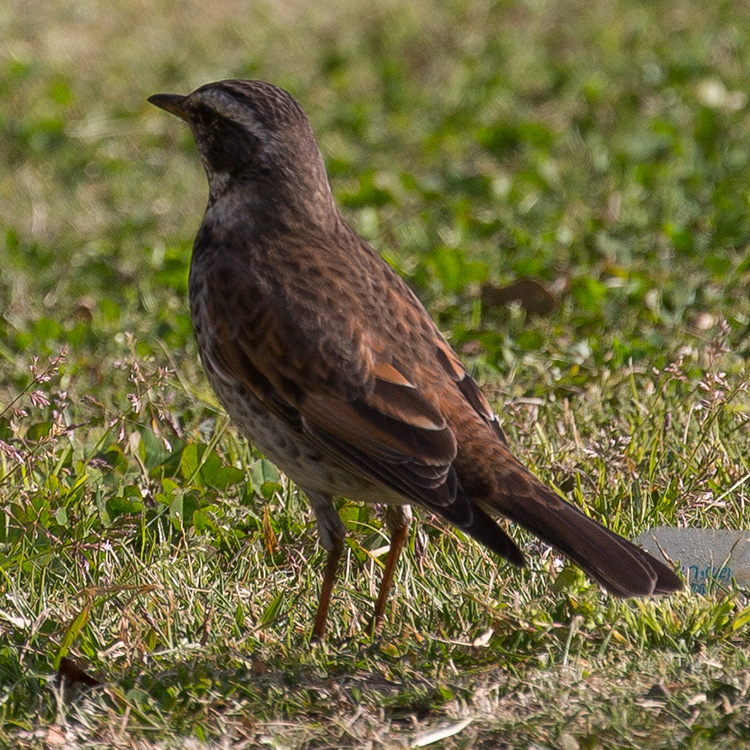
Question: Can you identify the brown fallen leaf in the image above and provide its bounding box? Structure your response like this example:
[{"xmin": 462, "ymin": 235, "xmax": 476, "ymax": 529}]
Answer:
[
  {"xmin": 481, "ymin": 277, "xmax": 560, "ymax": 316},
  {"xmin": 57, "ymin": 656, "xmax": 101, "ymax": 688}
]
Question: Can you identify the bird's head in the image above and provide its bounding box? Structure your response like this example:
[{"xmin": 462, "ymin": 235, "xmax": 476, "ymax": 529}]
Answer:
[{"xmin": 149, "ymin": 80, "xmax": 335, "ymax": 224}]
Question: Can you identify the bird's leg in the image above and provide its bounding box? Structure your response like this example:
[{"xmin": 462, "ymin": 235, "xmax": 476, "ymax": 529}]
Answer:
[
  {"xmin": 368, "ymin": 504, "xmax": 413, "ymax": 637},
  {"xmin": 308, "ymin": 492, "xmax": 347, "ymax": 642},
  {"xmin": 312, "ymin": 538, "xmax": 344, "ymax": 641}
]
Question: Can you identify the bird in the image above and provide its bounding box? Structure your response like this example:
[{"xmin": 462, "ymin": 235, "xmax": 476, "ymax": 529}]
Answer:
[{"xmin": 148, "ymin": 79, "xmax": 682, "ymax": 640}]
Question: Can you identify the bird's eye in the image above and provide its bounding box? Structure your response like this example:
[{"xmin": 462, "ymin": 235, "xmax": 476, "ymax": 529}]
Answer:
[{"xmin": 194, "ymin": 104, "xmax": 220, "ymax": 127}]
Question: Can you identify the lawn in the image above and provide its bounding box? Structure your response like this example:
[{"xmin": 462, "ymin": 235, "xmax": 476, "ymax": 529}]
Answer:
[{"xmin": 1, "ymin": 0, "xmax": 750, "ymax": 747}]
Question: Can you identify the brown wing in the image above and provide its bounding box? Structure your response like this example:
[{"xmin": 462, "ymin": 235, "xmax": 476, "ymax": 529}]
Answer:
[
  {"xmin": 217, "ymin": 333, "xmax": 464, "ymax": 508},
  {"xmin": 198, "ymin": 235, "xmax": 470, "ymax": 512},
  {"xmin": 203, "ymin": 289, "xmax": 525, "ymax": 564},
  {"xmin": 433, "ymin": 336, "xmax": 508, "ymax": 444}
]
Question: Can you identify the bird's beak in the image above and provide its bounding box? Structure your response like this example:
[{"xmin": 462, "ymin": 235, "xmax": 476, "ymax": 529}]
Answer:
[{"xmin": 148, "ymin": 93, "xmax": 190, "ymax": 121}]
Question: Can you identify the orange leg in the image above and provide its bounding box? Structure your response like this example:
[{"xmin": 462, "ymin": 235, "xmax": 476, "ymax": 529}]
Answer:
[
  {"xmin": 311, "ymin": 538, "xmax": 343, "ymax": 642},
  {"xmin": 308, "ymin": 491, "xmax": 346, "ymax": 642},
  {"xmin": 368, "ymin": 504, "xmax": 413, "ymax": 636}
]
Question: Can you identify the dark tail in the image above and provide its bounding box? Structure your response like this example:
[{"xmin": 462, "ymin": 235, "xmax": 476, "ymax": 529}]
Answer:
[{"xmin": 485, "ymin": 468, "xmax": 682, "ymax": 596}]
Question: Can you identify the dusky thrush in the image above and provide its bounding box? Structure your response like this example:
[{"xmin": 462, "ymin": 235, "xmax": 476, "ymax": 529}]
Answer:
[{"xmin": 148, "ymin": 80, "xmax": 682, "ymax": 640}]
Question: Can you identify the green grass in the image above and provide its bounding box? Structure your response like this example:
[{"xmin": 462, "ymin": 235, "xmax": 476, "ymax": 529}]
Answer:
[{"xmin": 2, "ymin": 0, "xmax": 750, "ymax": 747}]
